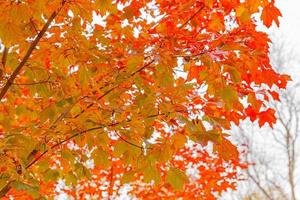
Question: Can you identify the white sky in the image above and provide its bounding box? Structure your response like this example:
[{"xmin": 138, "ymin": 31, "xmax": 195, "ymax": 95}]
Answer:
[
  {"xmin": 277, "ymin": 0, "xmax": 300, "ymax": 47},
  {"xmin": 275, "ymin": 0, "xmax": 300, "ymax": 77}
]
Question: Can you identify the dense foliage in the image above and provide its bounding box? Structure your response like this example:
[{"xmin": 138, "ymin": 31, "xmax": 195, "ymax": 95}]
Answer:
[{"xmin": 0, "ymin": 0, "xmax": 288, "ymax": 199}]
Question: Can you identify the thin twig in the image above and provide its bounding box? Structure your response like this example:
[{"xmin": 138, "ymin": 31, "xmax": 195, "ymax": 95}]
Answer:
[
  {"xmin": 13, "ymin": 77, "xmax": 51, "ymax": 86},
  {"xmin": 1, "ymin": 47, "xmax": 8, "ymax": 69},
  {"xmin": 0, "ymin": 0, "xmax": 66, "ymax": 100},
  {"xmin": 179, "ymin": 4, "xmax": 205, "ymax": 29}
]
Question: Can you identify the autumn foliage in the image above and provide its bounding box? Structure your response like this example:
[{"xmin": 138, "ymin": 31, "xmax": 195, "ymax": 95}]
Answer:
[{"xmin": 0, "ymin": 0, "xmax": 288, "ymax": 199}]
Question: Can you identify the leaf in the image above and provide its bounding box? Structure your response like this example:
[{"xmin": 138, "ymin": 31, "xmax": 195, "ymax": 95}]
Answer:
[
  {"xmin": 127, "ymin": 55, "xmax": 144, "ymax": 73},
  {"xmin": 268, "ymin": 90, "xmax": 280, "ymax": 101},
  {"xmin": 74, "ymin": 163, "xmax": 91, "ymax": 180},
  {"xmin": 214, "ymin": 137, "xmax": 239, "ymax": 161},
  {"xmin": 261, "ymin": 2, "xmax": 282, "ymax": 27},
  {"xmin": 258, "ymin": 108, "xmax": 276, "ymax": 128},
  {"xmin": 172, "ymin": 133, "xmax": 186, "ymax": 149},
  {"xmin": 156, "ymin": 142, "xmax": 173, "ymax": 163},
  {"xmin": 65, "ymin": 172, "xmax": 77, "ymax": 185},
  {"xmin": 11, "ymin": 181, "xmax": 39, "ymax": 198},
  {"xmin": 236, "ymin": 5, "xmax": 250, "ymax": 23},
  {"xmin": 166, "ymin": 168, "xmax": 188, "ymax": 191},
  {"xmin": 121, "ymin": 171, "xmax": 136, "ymax": 184},
  {"xmin": 79, "ymin": 66, "xmax": 89, "ymax": 87},
  {"xmin": 113, "ymin": 141, "xmax": 128, "ymax": 157},
  {"xmin": 92, "ymin": 148, "xmax": 110, "ymax": 167},
  {"xmin": 44, "ymin": 169, "xmax": 60, "ymax": 182},
  {"xmin": 143, "ymin": 165, "xmax": 161, "ymax": 184},
  {"xmin": 40, "ymin": 104, "xmax": 56, "ymax": 122},
  {"xmin": 220, "ymin": 86, "xmax": 238, "ymax": 110}
]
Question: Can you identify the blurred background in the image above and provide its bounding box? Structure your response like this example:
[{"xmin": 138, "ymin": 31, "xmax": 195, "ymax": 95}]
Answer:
[{"xmin": 223, "ymin": 0, "xmax": 300, "ymax": 199}]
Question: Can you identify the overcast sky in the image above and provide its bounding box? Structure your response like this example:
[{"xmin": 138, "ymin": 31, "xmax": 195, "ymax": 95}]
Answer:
[
  {"xmin": 277, "ymin": 0, "xmax": 300, "ymax": 46},
  {"xmin": 275, "ymin": 0, "xmax": 300, "ymax": 77}
]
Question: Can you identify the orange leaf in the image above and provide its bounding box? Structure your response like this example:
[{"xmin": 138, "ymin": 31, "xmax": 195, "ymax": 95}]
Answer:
[{"xmin": 261, "ymin": 2, "xmax": 282, "ymax": 28}]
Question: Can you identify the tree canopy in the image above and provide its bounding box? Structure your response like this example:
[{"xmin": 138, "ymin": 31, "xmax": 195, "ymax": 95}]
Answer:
[{"xmin": 0, "ymin": 0, "xmax": 289, "ymax": 199}]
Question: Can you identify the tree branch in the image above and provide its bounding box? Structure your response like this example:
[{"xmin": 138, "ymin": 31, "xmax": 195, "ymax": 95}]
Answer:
[
  {"xmin": 0, "ymin": 1, "xmax": 66, "ymax": 101},
  {"xmin": 74, "ymin": 59, "xmax": 155, "ymax": 119},
  {"xmin": 0, "ymin": 2, "xmax": 67, "ymax": 197},
  {"xmin": 247, "ymin": 171, "xmax": 275, "ymax": 200},
  {"xmin": 70, "ymin": 4, "xmax": 205, "ymax": 120},
  {"xmin": 179, "ymin": 3, "xmax": 205, "ymax": 29},
  {"xmin": 1, "ymin": 47, "xmax": 8, "ymax": 69},
  {"xmin": 13, "ymin": 76, "xmax": 51, "ymax": 86},
  {"xmin": 0, "ymin": 180, "xmax": 13, "ymax": 198},
  {"xmin": 0, "ymin": 47, "xmax": 8, "ymax": 80}
]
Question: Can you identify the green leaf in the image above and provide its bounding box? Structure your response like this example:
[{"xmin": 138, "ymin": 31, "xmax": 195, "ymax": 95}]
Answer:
[
  {"xmin": 74, "ymin": 163, "xmax": 91, "ymax": 180},
  {"xmin": 143, "ymin": 166, "xmax": 161, "ymax": 184},
  {"xmin": 61, "ymin": 149, "xmax": 75, "ymax": 160},
  {"xmin": 40, "ymin": 104, "xmax": 56, "ymax": 122},
  {"xmin": 166, "ymin": 168, "xmax": 188, "ymax": 191},
  {"xmin": 79, "ymin": 66, "xmax": 89, "ymax": 86},
  {"xmin": 121, "ymin": 171, "xmax": 135, "ymax": 184},
  {"xmin": 230, "ymin": 68, "xmax": 241, "ymax": 83},
  {"xmin": 36, "ymin": 159, "xmax": 49, "ymax": 172},
  {"xmin": 11, "ymin": 180, "xmax": 39, "ymax": 198},
  {"xmin": 65, "ymin": 172, "xmax": 77, "ymax": 185},
  {"xmin": 92, "ymin": 148, "xmax": 110, "ymax": 167},
  {"xmin": 113, "ymin": 141, "xmax": 128, "ymax": 157},
  {"xmin": 44, "ymin": 169, "xmax": 59, "ymax": 182},
  {"xmin": 127, "ymin": 56, "xmax": 144, "ymax": 73},
  {"xmin": 156, "ymin": 143, "xmax": 173, "ymax": 163},
  {"xmin": 220, "ymin": 86, "xmax": 238, "ymax": 110}
]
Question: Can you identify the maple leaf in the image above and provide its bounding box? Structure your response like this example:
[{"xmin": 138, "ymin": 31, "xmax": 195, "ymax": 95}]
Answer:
[
  {"xmin": 261, "ymin": 2, "xmax": 282, "ymax": 28},
  {"xmin": 245, "ymin": 105, "xmax": 258, "ymax": 122},
  {"xmin": 0, "ymin": 0, "xmax": 289, "ymax": 199},
  {"xmin": 258, "ymin": 108, "xmax": 276, "ymax": 128}
]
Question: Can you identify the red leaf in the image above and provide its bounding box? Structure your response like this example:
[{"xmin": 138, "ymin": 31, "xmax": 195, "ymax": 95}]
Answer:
[
  {"xmin": 245, "ymin": 106, "xmax": 257, "ymax": 122},
  {"xmin": 261, "ymin": 2, "xmax": 282, "ymax": 28},
  {"xmin": 258, "ymin": 108, "xmax": 276, "ymax": 128},
  {"xmin": 268, "ymin": 90, "xmax": 280, "ymax": 101}
]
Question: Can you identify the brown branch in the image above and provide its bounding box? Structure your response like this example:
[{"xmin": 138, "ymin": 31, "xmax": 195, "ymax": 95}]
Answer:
[
  {"xmin": 0, "ymin": 108, "xmax": 186, "ymax": 197},
  {"xmin": 50, "ymin": 96, "xmax": 88, "ymax": 129},
  {"xmin": 179, "ymin": 4, "xmax": 205, "ymax": 29},
  {"xmin": 116, "ymin": 133, "xmax": 144, "ymax": 150},
  {"xmin": 74, "ymin": 59, "xmax": 155, "ymax": 119},
  {"xmin": 25, "ymin": 124, "xmax": 115, "ymax": 170},
  {"xmin": 130, "ymin": 59, "xmax": 155, "ymax": 76},
  {"xmin": 28, "ymin": 109, "xmax": 185, "ymax": 169},
  {"xmin": 1, "ymin": 47, "xmax": 8, "ymax": 69},
  {"xmin": 70, "ymin": 4, "xmax": 205, "ymax": 120},
  {"xmin": 30, "ymin": 18, "xmax": 39, "ymax": 34},
  {"xmin": 0, "ymin": 2, "xmax": 67, "ymax": 197},
  {"xmin": 0, "ymin": 180, "xmax": 13, "ymax": 198},
  {"xmin": 0, "ymin": 1, "xmax": 66, "ymax": 101},
  {"xmin": 0, "ymin": 47, "xmax": 8, "ymax": 80},
  {"xmin": 247, "ymin": 171, "xmax": 275, "ymax": 200},
  {"xmin": 13, "ymin": 76, "xmax": 51, "ymax": 86},
  {"xmin": 74, "ymin": 86, "xmax": 118, "ymax": 118}
]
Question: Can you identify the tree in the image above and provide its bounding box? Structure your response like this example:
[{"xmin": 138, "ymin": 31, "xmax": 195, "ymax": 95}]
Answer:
[
  {"xmin": 224, "ymin": 37, "xmax": 299, "ymax": 200},
  {"xmin": 229, "ymin": 83, "xmax": 300, "ymax": 200},
  {"xmin": 0, "ymin": 0, "xmax": 289, "ymax": 199}
]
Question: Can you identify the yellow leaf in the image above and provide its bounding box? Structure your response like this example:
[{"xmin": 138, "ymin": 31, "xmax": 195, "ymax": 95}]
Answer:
[{"xmin": 172, "ymin": 133, "xmax": 186, "ymax": 149}]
